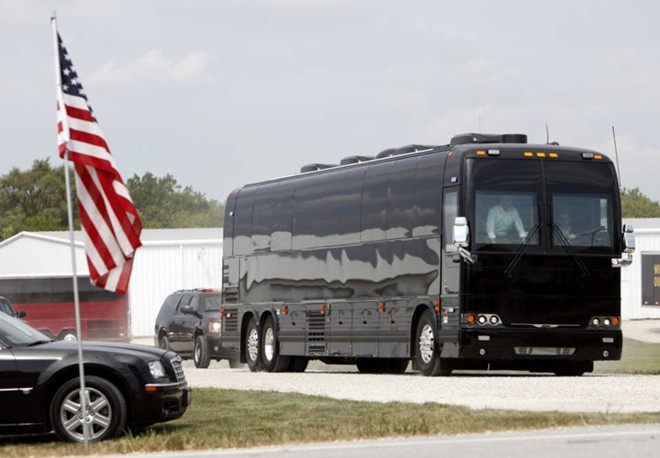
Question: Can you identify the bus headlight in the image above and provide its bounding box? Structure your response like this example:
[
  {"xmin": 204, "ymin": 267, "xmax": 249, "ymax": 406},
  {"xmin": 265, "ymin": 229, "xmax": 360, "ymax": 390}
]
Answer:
[
  {"xmin": 589, "ymin": 316, "xmax": 620, "ymax": 328},
  {"xmin": 208, "ymin": 320, "xmax": 222, "ymax": 334}
]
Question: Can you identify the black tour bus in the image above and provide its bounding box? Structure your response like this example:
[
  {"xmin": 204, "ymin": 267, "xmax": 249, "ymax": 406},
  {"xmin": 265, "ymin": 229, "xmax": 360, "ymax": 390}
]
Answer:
[{"xmin": 219, "ymin": 132, "xmax": 635, "ymax": 376}]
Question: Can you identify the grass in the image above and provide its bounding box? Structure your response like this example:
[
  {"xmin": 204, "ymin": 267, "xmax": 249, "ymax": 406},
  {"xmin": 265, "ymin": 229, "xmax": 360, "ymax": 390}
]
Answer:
[
  {"xmin": 1, "ymin": 388, "xmax": 660, "ymax": 457},
  {"xmin": 595, "ymin": 338, "xmax": 660, "ymax": 374},
  {"xmin": 0, "ymin": 337, "xmax": 658, "ymax": 456}
]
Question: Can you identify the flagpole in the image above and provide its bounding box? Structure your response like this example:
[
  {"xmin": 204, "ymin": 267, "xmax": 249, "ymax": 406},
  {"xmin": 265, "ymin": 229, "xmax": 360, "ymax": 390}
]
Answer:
[{"xmin": 51, "ymin": 12, "xmax": 90, "ymax": 446}]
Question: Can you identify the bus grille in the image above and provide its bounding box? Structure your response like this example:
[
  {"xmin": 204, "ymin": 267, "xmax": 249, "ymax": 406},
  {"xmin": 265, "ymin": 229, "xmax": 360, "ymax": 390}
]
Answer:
[
  {"xmin": 170, "ymin": 355, "xmax": 187, "ymax": 388},
  {"xmin": 307, "ymin": 311, "xmax": 326, "ymax": 354},
  {"xmin": 223, "ymin": 287, "xmax": 238, "ymax": 304},
  {"xmin": 224, "ymin": 308, "xmax": 238, "ymax": 332}
]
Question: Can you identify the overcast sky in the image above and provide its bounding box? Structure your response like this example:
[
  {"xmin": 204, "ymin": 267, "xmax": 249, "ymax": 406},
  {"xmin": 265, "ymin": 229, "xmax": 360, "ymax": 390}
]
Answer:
[{"xmin": 1, "ymin": 0, "xmax": 659, "ymax": 206}]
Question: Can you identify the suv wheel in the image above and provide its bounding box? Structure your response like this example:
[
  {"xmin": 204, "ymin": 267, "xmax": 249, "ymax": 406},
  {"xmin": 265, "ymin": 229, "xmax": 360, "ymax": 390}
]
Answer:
[
  {"xmin": 158, "ymin": 334, "xmax": 170, "ymax": 350},
  {"xmin": 194, "ymin": 335, "xmax": 211, "ymax": 368}
]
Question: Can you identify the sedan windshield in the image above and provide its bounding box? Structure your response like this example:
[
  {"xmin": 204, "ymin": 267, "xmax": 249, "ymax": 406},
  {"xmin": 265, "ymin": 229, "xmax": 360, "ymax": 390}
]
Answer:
[{"xmin": 0, "ymin": 313, "xmax": 51, "ymax": 346}]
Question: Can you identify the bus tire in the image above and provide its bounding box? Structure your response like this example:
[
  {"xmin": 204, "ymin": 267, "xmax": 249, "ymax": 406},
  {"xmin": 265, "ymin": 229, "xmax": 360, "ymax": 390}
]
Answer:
[
  {"xmin": 50, "ymin": 376, "xmax": 127, "ymax": 443},
  {"xmin": 415, "ymin": 310, "xmax": 452, "ymax": 376},
  {"xmin": 194, "ymin": 336, "xmax": 211, "ymax": 368},
  {"xmin": 356, "ymin": 358, "xmax": 380, "ymax": 373},
  {"xmin": 228, "ymin": 358, "xmax": 244, "ymax": 369},
  {"xmin": 553, "ymin": 361, "xmax": 592, "ymax": 376},
  {"xmin": 288, "ymin": 356, "xmax": 309, "ymax": 372},
  {"xmin": 260, "ymin": 315, "xmax": 290, "ymax": 372},
  {"xmin": 388, "ymin": 358, "xmax": 409, "ymax": 374},
  {"xmin": 244, "ymin": 317, "xmax": 261, "ymax": 372}
]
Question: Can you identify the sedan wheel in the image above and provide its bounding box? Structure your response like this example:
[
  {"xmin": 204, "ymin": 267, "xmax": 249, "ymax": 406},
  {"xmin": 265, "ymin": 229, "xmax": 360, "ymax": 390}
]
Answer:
[{"xmin": 50, "ymin": 376, "xmax": 127, "ymax": 442}]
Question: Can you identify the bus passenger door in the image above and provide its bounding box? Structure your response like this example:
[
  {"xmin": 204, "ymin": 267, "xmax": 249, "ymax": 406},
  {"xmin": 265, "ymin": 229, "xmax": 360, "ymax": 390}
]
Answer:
[{"xmin": 439, "ymin": 188, "xmax": 461, "ymax": 352}]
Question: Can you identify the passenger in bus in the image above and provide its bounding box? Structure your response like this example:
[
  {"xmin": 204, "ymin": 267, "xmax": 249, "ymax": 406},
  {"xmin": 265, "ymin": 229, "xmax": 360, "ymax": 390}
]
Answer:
[
  {"xmin": 557, "ymin": 212, "xmax": 577, "ymax": 241},
  {"xmin": 486, "ymin": 195, "xmax": 528, "ymax": 243}
]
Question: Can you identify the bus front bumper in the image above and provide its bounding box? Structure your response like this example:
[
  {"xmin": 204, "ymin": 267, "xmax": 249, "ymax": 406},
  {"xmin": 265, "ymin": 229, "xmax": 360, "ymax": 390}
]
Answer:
[{"xmin": 454, "ymin": 327, "xmax": 622, "ymax": 362}]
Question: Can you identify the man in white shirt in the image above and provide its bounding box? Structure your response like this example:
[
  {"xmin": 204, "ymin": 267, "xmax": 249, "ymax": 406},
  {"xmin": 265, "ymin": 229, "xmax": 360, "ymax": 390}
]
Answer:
[{"xmin": 486, "ymin": 195, "xmax": 528, "ymax": 243}]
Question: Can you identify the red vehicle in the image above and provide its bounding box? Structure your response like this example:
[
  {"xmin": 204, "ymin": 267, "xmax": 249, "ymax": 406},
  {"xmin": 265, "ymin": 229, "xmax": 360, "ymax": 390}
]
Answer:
[{"xmin": 0, "ymin": 275, "xmax": 129, "ymax": 341}]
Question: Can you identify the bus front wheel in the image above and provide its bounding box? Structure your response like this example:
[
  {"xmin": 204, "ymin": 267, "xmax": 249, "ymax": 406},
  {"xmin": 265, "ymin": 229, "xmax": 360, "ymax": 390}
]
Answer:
[{"xmin": 415, "ymin": 310, "xmax": 452, "ymax": 376}]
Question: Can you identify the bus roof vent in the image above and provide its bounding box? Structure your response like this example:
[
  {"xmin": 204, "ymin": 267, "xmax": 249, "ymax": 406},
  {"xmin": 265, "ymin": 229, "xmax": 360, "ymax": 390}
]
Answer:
[
  {"xmin": 339, "ymin": 155, "xmax": 374, "ymax": 165},
  {"xmin": 501, "ymin": 133, "xmax": 528, "ymax": 144},
  {"xmin": 300, "ymin": 163, "xmax": 337, "ymax": 173},
  {"xmin": 450, "ymin": 133, "xmax": 527, "ymax": 146},
  {"xmin": 376, "ymin": 144, "xmax": 437, "ymax": 158}
]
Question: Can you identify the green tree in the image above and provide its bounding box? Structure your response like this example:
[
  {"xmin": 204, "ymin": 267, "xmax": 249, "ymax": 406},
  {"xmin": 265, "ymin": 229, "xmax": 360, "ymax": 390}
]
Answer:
[
  {"xmin": 0, "ymin": 160, "xmax": 224, "ymax": 240},
  {"xmin": 126, "ymin": 172, "xmax": 224, "ymax": 228},
  {"xmin": 0, "ymin": 159, "xmax": 74, "ymax": 239},
  {"xmin": 621, "ymin": 188, "xmax": 660, "ymax": 218}
]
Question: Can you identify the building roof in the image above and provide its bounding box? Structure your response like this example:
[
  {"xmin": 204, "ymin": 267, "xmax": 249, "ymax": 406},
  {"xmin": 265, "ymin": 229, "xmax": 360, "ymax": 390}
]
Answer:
[
  {"xmin": 0, "ymin": 228, "xmax": 223, "ymax": 249},
  {"xmin": 623, "ymin": 218, "xmax": 660, "ymax": 232}
]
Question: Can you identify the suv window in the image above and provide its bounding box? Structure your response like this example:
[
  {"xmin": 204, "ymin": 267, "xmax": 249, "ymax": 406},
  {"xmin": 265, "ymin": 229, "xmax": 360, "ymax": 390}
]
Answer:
[{"xmin": 0, "ymin": 298, "xmax": 13, "ymax": 316}]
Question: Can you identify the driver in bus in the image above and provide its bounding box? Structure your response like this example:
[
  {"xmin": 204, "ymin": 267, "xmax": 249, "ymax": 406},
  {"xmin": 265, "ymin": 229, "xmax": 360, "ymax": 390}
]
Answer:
[
  {"xmin": 486, "ymin": 195, "xmax": 528, "ymax": 243},
  {"xmin": 557, "ymin": 212, "xmax": 577, "ymax": 241}
]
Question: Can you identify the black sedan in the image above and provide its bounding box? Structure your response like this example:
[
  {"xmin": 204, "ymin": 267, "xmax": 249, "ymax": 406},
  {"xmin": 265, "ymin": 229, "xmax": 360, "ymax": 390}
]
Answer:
[{"xmin": 0, "ymin": 312, "xmax": 191, "ymax": 442}]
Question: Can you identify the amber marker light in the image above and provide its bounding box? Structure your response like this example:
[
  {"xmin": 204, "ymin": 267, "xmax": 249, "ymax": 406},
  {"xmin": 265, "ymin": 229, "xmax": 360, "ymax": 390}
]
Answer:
[
  {"xmin": 536, "ymin": 152, "xmax": 546, "ymax": 158},
  {"xmin": 145, "ymin": 385, "xmax": 158, "ymax": 393},
  {"xmin": 476, "ymin": 150, "xmax": 486, "ymax": 156},
  {"xmin": 466, "ymin": 313, "xmax": 476, "ymax": 324},
  {"xmin": 282, "ymin": 305, "xmax": 288, "ymax": 316},
  {"xmin": 594, "ymin": 154, "xmax": 603, "ymax": 160},
  {"xmin": 549, "ymin": 152, "xmax": 559, "ymax": 158},
  {"xmin": 524, "ymin": 152, "xmax": 533, "ymax": 157},
  {"xmin": 612, "ymin": 316, "xmax": 621, "ymax": 327}
]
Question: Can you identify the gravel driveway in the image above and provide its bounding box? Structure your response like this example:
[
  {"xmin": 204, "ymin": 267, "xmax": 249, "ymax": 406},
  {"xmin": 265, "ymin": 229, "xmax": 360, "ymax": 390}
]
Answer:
[{"xmin": 183, "ymin": 363, "xmax": 660, "ymax": 413}]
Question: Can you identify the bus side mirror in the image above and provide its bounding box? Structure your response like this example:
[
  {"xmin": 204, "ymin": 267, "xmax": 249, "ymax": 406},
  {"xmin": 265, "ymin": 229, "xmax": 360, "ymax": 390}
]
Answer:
[
  {"xmin": 453, "ymin": 217, "xmax": 470, "ymax": 248},
  {"xmin": 613, "ymin": 224, "xmax": 635, "ymax": 267},
  {"xmin": 623, "ymin": 224, "xmax": 635, "ymax": 254}
]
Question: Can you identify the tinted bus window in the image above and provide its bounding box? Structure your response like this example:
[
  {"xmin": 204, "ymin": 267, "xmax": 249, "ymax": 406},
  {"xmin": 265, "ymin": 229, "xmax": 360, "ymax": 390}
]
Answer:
[
  {"xmin": 293, "ymin": 168, "xmax": 364, "ymax": 249},
  {"xmin": 469, "ymin": 159, "xmax": 542, "ymax": 246},
  {"xmin": 361, "ymin": 162, "xmax": 390, "ymax": 242},
  {"xmin": 386, "ymin": 157, "xmax": 417, "ymax": 239},
  {"xmin": 413, "ymin": 155, "xmax": 444, "ymax": 237},
  {"xmin": 252, "ymin": 184, "xmax": 277, "ymax": 252},
  {"xmin": 271, "ymin": 181, "xmax": 295, "ymax": 251},
  {"xmin": 233, "ymin": 187, "xmax": 256, "ymax": 255},
  {"xmin": 545, "ymin": 162, "xmax": 616, "ymax": 250}
]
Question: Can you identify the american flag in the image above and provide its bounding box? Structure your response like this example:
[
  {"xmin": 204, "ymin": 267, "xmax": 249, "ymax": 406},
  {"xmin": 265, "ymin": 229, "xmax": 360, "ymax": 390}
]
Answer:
[{"xmin": 56, "ymin": 33, "xmax": 142, "ymax": 294}]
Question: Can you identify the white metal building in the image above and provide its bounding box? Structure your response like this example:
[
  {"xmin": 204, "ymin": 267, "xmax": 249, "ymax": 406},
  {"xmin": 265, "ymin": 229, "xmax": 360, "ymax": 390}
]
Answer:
[
  {"xmin": 621, "ymin": 218, "xmax": 660, "ymax": 319},
  {"xmin": 0, "ymin": 228, "xmax": 223, "ymax": 337}
]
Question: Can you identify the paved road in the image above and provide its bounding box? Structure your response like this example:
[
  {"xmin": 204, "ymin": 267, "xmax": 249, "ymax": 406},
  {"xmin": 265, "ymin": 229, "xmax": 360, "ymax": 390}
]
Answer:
[{"xmin": 87, "ymin": 424, "xmax": 660, "ymax": 458}]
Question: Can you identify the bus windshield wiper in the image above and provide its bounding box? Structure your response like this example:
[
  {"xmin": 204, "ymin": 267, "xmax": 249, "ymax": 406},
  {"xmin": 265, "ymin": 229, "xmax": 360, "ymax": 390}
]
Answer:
[
  {"xmin": 504, "ymin": 223, "xmax": 540, "ymax": 278},
  {"xmin": 551, "ymin": 224, "xmax": 590, "ymax": 278}
]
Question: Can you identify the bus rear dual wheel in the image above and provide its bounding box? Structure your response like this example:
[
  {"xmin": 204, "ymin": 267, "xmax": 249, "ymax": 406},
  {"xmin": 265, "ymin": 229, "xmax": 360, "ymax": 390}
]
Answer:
[{"xmin": 245, "ymin": 316, "xmax": 302, "ymax": 373}]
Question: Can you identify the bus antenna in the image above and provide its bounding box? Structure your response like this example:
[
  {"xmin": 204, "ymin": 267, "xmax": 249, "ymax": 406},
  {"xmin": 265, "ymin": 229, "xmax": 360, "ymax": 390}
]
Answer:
[
  {"xmin": 612, "ymin": 126, "xmax": 623, "ymax": 190},
  {"xmin": 545, "ymin": 123, "xmax": 550, "ymax": 144}
]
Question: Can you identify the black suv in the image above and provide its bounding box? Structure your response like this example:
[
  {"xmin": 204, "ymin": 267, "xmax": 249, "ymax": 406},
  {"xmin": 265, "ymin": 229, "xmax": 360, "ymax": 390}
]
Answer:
[{"xmin": 154, "ymin": 289, "xmax": 241, "ymax": 368}]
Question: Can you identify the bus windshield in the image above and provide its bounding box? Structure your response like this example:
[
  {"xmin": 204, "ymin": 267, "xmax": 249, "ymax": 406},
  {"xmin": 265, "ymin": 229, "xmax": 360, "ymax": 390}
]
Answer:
[{"xmin": 469, "ymin": 158, "xmax": 617, "ymax": 252}]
